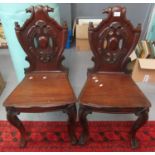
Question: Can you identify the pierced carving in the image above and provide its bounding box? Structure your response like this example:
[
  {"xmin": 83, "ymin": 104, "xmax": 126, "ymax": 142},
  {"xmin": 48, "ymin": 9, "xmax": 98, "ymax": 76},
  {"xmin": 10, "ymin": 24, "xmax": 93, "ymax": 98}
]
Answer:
[
  {"xmin": 15, "ymin": 5, "xmax": 68, "ymax": 73},
  {"xmin": 79, "ymin": 6, "xmax": 149, "ymax": 149},
  {"xmin": 88, "ymin": 6, "xmax": 141, "ymax": 72},
  {"xmin": 98, "ymin": 22, "xmax": 128, "ymax": 64}
]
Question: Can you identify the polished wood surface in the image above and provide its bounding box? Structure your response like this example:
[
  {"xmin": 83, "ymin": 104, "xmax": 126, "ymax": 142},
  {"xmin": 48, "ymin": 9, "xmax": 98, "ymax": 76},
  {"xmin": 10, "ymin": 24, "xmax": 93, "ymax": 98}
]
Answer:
[
  {"xmin": 78, "ymin": 6, "xmax": 151, "ymax": 149},
  {"xmin": 4, "ymin": 72, "xmax": 76, "ymax": 108},
  {"xmin": 15, "ymin": 5, "xmax": 68, "ymax": 73},
  {"xmin": 88, "ymin": 6, "xmax": 141, "ymax": 72},
  {"xmin": 79, "ymin": 73, "xmax": 150, "ymax": 108},
  {"xmin": 3, "ymin": 5, "xmax": 77, "ymax": 147}
]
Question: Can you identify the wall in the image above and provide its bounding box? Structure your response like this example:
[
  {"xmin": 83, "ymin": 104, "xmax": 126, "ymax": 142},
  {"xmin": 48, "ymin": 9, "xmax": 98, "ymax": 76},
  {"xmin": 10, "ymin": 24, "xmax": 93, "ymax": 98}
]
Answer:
[
  {"xmin": 59, "ymin": 3, "xmax": 72, "ymax": 29},
  {"xmin": 71, "ymin": 3, "xmax": 153, "ymax": 39},
  {"xmin": 146, "ymin": 4, "xmax": 155, "ymax": 40},
  {"xmin": 0, "ymin": 3, "xmax": 61, "ymax": 82}
]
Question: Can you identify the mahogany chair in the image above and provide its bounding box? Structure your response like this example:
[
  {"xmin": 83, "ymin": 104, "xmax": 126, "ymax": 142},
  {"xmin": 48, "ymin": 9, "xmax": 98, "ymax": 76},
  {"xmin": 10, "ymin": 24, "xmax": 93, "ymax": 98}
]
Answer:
[
  {"xmin": 3, "ymin": 5, "xmax": 77, "ymax": 147},
  {"xmin": 78, "ymin": 6, "xmax": 151, "ymax": 149}
]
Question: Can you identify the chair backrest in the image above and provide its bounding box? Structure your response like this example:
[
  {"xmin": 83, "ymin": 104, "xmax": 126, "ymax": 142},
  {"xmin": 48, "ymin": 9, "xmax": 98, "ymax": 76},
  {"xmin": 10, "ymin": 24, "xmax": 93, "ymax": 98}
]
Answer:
[
  {"xmin": 88, "ymin": 6, "xmax": 141, "ymax": 72},
  {"xmin": 15, "ymin": 5, "xmax": 68, "ymax": 73}
]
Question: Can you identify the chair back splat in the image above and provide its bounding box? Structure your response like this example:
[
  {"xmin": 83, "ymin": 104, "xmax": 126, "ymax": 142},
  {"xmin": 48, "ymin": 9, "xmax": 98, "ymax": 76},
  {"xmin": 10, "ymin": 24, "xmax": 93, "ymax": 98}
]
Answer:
[
  {"xmin": 4, "ymin": 6, "xmax": 77, "ymax": 148},
  {"xmin": 88, "ymin": 6, "xmax": 141, "ymax": 72},
  {"xmin": 78, "ymin": 6, "xmax": 151, "ymax": 149},
  {"xmin": 15, "ymin": 5, "xmax": 68, "ymax": 73}
]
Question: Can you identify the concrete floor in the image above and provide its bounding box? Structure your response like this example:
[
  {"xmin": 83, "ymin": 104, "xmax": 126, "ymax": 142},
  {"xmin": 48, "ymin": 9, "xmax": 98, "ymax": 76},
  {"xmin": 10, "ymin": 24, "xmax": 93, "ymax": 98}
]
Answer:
[{"xmin": 0, "ymin": 48, "xmax": 155, "ymax": 121}]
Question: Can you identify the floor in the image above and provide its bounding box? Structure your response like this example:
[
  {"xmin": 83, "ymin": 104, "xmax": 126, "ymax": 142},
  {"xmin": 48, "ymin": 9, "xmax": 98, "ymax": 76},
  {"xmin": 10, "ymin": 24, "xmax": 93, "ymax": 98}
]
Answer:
[{"xmin": 0, "ymin": 48, "xmax": 155, "ymax": 121}]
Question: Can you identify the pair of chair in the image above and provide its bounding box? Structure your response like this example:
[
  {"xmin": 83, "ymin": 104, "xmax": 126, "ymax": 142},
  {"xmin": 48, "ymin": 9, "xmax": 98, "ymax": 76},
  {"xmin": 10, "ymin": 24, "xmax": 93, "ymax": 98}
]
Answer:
[{"xmin": 3, "ymin": 5, "xmax": 151, "ymax": 149}]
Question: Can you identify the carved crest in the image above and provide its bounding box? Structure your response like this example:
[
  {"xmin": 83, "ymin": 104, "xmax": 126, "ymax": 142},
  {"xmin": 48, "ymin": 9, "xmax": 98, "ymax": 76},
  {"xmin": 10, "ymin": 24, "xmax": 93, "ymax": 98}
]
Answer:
[
  {"xmin": 15, "ymin": 5, "xmax": 68, "ymax": 73},
  {"xmin": 88, "ymin": 6, "xmax": 141, "ymax": 72}
]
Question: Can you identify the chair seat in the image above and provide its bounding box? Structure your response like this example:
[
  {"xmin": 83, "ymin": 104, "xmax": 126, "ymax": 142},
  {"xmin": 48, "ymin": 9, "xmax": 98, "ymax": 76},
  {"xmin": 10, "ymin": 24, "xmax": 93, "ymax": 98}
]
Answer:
[
  {"xmin": 4, "ymin": 72, "xmax": 76, "ymax": 108},
  {"xmin": 79, "ymin": 73, "xmax": 151, "ymax": 108}
]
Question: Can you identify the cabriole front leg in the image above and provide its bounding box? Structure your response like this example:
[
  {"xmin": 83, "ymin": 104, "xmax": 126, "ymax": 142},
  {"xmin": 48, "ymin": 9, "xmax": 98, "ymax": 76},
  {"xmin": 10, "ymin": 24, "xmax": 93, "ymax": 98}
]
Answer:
[
  {"xmin": 78, "ymin": 104, "xmax": 92, "ymax": 145},
  {"xmin": 6, "ymin": 107, "xmax": 27, "ymax": 148},
  {"xmin": 64, "ymin": 104, "xmax": 78, "ymax": 145},
  {"xmin": 130, "ymin": 108, "xmax": 149, "ymax": 149}
]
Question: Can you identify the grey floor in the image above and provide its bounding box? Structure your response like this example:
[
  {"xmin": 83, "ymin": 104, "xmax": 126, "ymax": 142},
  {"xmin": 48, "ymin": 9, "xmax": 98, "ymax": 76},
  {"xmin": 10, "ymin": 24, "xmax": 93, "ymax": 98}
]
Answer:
[{"xmin": 0, "ymin": 48, "xmax": 155, "ymax": 121}]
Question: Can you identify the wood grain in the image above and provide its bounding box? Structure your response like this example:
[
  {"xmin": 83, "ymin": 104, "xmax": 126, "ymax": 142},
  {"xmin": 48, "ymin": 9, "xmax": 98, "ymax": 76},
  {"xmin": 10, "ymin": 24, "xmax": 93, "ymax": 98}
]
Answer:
[
  {"xmin": 78, "ymin": 6, "xmax": 151, "ymax": 149},
  {"xmin": 4, "ymin": 5, "xmax": 77, "ymax": 147},
  {"xmin": 4, "ymin": 72, "xmax": 76, "ymax": 108}
]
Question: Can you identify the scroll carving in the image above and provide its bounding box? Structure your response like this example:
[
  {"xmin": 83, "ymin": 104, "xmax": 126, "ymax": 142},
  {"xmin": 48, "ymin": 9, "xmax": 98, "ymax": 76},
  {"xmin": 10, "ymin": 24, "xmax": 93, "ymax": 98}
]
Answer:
[
  {"xmin": 88, "ymin": 6, "xmax": 141, "ymax": 72},
  {"xmin": 15, "ymin": 5, "xmax": 68, "ymax": 73}
]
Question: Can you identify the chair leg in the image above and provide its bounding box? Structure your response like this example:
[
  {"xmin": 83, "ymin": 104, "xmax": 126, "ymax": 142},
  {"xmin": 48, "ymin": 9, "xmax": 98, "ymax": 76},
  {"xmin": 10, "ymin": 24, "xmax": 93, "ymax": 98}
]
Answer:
[
  {"xmin": 64, "ymin": 104, "xmax": 78, "ymax": 145},
  {"xmin": 130, "ymin": 108, "xmax": 149, "ymax": 149},
  {"xmin": 6, "ymin": 108, "xmax": 27, "ymax": 148},
  {"xmin": 78, "ymin": 105, "xmax": 92, "ymax": 145}
]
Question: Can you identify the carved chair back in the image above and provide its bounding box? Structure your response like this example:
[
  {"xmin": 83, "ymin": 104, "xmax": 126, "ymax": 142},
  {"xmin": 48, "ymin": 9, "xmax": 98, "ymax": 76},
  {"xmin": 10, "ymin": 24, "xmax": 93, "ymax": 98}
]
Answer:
[
  {"xmin": 15, "ymin": 5, "xmax": 68, "ymax": 73},
  {"xmin": 88, "ymin": 6, "xmax": 141, "ymax": 72}
]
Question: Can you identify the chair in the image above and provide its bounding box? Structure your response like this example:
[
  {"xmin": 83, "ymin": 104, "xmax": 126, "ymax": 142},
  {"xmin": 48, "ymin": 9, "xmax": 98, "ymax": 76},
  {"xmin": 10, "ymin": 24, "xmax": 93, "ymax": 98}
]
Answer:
[
  {"xmin": 3, "ymin": 5, "xmax": 77, "ymax": 147},
  {"xmin": 78, "ymin": 6, "xmax": 151, "ymax": 149}
]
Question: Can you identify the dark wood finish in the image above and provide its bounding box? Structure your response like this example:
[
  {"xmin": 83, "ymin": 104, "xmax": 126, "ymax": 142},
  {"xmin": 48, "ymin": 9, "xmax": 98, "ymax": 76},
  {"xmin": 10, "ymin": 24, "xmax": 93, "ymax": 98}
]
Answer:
[
  {"xmin": 78, "ymin": 6, "xmax": 151, "ymax": 149},
  {"xmin": 3, "ymin": 5, "xmax": 77, "ymax": 147},
  {"xmin": 130, "ymin": 108, "xmax": 149, "ymax": 149},
  {"xmin": 5, "ymin": 72, "xmax": 76, "ymax": 107},
  {"xmin": 7, "ymin": 108, "xmax": 27, "ymax": 148},
  {"xmin": 78, "ymin": 105, "xmax": 92, "ymax": 145},
  {"xmin": 79, "ymin": 73, "xmax": 150, "ymax": 108},
  {"xmin": 63, "ymin": 104, "xmax": 78, "ymax": 144},
  {"xmin": 15, "ymin": 5, "xmax": 68, "ymax": 73},
  {"xmin": 88, "ymin": 6, "xmax": 141, "ymax": 73}
]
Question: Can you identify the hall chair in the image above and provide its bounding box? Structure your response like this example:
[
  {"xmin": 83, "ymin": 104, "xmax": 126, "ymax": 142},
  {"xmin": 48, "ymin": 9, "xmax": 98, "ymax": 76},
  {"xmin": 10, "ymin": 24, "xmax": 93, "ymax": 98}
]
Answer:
[
  {"xmin": 78, "ymin": 6, "xmax": 151, "ymax": 149},
  {"xmin": 3, "ymin": 5, "xmax": 77, "ymax": 147}
]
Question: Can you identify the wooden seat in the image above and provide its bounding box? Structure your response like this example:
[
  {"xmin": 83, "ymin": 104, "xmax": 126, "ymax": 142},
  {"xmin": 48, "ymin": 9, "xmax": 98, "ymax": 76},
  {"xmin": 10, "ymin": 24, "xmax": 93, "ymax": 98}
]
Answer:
[
  {"xmin": 3, "ymin": 5, "xmax": 77, "ymax": 148},
  {"xmin": 78, "ymin": 6, "xmax": 151, "ymax": 149},
  {"xmin": 4, "ymin": 72, "xmax": 76, "ymax": 108},
  {"xmin": 80, "ymin": 73, "xmax": 150, "ymax": 108}
]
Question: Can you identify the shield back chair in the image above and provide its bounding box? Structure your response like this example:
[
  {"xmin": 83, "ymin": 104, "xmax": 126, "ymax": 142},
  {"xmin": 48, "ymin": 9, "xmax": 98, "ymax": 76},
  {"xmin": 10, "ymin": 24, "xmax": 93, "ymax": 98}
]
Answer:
[
  {"xmin": 78, "ymin": 6, "xmax": 151, "ymax": 149},
  {"xmin": 3, "ymin": 5, "xmax": 77, "ymax": 147}
]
